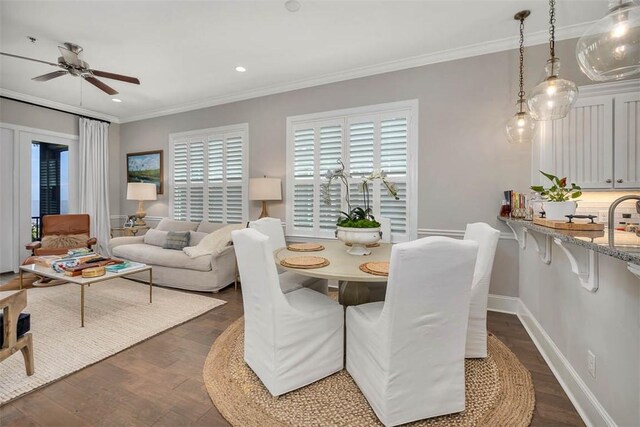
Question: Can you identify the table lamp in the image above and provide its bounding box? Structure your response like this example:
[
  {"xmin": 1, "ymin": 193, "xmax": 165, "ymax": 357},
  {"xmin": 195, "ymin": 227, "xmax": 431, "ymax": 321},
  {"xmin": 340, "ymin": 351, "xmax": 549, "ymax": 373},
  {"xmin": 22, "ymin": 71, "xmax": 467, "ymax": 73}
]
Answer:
[
  {"xmin": 249, "ymin": 177, "xmax": 282, "ymax": 219},
  {"xmin": 127, "ymin": 182, "xmax": 157, "ymax": 226}
]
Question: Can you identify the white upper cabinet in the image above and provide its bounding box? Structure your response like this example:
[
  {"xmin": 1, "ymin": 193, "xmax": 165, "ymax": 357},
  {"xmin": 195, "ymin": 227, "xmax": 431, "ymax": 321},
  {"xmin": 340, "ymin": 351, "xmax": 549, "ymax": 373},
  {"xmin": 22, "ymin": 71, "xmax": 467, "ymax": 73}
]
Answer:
[
  {"xmin": 614, "ymin": 92, "xmax": 640, "ymax": 189},
  {"xmin": 535, "ymin": 80, "xmax": 640, "ymax": 190}
]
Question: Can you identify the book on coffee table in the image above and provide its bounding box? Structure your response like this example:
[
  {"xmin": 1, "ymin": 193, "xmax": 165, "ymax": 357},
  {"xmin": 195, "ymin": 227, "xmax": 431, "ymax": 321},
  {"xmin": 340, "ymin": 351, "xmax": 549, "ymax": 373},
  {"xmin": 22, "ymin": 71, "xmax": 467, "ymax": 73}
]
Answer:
[{"xmin": 105, "ymin": 261, "xmax": 146, "ymax": 274}]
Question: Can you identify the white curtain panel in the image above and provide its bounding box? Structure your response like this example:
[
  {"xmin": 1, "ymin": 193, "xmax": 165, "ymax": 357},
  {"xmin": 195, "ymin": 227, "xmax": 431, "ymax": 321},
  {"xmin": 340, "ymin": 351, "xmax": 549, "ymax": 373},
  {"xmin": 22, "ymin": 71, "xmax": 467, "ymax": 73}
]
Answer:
[{"xmin": 79, "ymin": 118, "xmax": 111, "ymax": 255}]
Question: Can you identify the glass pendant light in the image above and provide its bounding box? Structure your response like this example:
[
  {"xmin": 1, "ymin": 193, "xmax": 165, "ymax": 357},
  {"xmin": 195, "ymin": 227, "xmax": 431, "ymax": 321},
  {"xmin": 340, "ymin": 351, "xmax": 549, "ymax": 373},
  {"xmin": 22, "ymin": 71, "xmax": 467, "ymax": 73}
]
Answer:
[
  {"xmin": 576, "ymin": 0, "xmax": 640, "ymax": 81},
  {"xmin": 528, "ymin": 0, "xmax": 578, "ymax": 121},
  {"xmin": 507, "ymin": 10, "xmax": 537, "ymax": 144}
]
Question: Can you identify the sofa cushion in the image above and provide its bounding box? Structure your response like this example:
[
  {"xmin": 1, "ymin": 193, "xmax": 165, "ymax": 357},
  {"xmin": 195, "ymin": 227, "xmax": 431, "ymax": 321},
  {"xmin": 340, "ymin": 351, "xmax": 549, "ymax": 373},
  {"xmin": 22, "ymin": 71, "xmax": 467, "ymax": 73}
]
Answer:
[
  {"xmin": 41, "ymin": 234, "xmax": 89, "ymax": 249},
  {"xmin": 143, "ymin": 229, "xmax": 168, "ymax": 247},
  {"xmin": 156, "ymin": 218, "xmax": 199, "ymax": 232},
  {"xmin": 112, "ymin": 244, "xmax": 212, "ymax": 271},
  {"xmin": 0, "ymin": 312, "xmax": 30, "ymax": 347},
  {"xmin": 190, "ymin": 231, "xmax": 209, "ymax": 246},
  {"xmin": 196, "ymin": 221, "xmax": 228, "ymax": 234},
  {"xmin": 163, "ymin": 231, "xmax": 190, "ymax": 250}
]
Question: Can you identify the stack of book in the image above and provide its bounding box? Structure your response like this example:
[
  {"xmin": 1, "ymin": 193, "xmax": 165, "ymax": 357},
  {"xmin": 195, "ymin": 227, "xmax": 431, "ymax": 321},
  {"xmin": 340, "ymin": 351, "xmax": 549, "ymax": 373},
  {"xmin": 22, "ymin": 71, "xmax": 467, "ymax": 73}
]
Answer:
[{"xmin": 105, "ymin": 261, "xmax": 146, "ymax": 274}]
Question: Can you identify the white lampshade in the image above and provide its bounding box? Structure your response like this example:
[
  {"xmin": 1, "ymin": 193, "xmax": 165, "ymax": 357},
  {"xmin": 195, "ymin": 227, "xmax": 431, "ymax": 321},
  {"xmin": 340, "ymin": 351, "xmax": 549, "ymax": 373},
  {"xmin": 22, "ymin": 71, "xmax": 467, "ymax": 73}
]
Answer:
[
  {"xmin": 127, "ymin": 182, "xmax": 157, "ymax": 201},
  {"xmin": 249, "ymin": 178, "xmax": 282, "ymax": 201}
]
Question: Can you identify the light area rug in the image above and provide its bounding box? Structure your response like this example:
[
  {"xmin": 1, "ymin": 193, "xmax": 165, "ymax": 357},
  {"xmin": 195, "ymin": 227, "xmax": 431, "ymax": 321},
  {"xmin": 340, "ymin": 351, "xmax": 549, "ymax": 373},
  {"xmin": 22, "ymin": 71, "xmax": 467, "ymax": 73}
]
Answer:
[
  {"xmin": 204, "ymin": 318, "xmax": 535, "ymax": 427},
  {"xmin": 0, "ymin": 278, "xmax": 225, "ymax": 404}
]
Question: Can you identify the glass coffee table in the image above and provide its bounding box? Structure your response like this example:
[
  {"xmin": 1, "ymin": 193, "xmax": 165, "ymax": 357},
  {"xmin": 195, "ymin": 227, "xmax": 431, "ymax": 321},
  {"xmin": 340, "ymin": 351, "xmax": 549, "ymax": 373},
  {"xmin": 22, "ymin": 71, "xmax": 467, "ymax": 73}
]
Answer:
[{"xmin": 19, "ymin": 263, "xmax": 152, "ymax": 327}]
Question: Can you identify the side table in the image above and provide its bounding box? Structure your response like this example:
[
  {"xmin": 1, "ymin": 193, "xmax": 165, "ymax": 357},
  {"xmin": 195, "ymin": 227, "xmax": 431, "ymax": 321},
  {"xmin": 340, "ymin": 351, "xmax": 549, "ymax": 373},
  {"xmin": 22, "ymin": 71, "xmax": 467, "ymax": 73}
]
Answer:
[{"xmin": 111, "ymin": 226, "xmax": 149, "ymax": 238}]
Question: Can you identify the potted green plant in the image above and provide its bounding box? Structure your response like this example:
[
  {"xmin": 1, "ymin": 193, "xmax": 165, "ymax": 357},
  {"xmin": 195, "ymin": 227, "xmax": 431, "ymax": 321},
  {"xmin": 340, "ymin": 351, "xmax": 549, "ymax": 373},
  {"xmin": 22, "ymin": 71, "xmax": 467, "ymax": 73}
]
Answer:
[
  {"xmin": 322, "ymin": 160, "xmax": 399, "ymax": 255},
  {"xmin": 530, "ymin": 171, "xmax": 582, "ymax": 220}
]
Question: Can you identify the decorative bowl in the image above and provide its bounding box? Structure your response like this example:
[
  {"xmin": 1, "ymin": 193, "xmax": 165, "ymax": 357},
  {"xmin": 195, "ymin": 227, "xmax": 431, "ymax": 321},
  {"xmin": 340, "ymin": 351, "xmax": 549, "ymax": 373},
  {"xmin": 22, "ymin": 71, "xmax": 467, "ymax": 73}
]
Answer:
[{"xmin": 336, "ymin": 226, "xmax": 381, "ymax": 256}]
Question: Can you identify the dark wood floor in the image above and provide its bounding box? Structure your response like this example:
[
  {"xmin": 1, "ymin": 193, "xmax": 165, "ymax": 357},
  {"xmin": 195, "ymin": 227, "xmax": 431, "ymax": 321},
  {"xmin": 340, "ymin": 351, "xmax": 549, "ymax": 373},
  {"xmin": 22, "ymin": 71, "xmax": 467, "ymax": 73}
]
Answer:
[{"xmin": 0, "ymin": 278, "xmax": 584, "ymax": 427}]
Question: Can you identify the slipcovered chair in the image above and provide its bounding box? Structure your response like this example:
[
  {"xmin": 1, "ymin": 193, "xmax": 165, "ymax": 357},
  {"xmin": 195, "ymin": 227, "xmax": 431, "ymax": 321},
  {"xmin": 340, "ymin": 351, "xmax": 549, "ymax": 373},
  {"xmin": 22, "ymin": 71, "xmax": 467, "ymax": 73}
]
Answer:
[
  {"xmin": 346, "ymin": 236, "xmax": 478, "ymax": 426},
  {"xmin": 0, "ymin": 290, "xmax": 34, "ymax": 376},
  {"xmin": 232, "ymin": 228, "xmax": 343, "ymax": 396},
  {"xmin": 463, "ymin": 222, "xmax": 500, "ymax": 358},
  {"xmin": 26, "ymin": 214, "xmax": 96, "ymax": 256},
  {"xmin": 248, "ymin": 217, "xmax": 328, "ymax": 294}
]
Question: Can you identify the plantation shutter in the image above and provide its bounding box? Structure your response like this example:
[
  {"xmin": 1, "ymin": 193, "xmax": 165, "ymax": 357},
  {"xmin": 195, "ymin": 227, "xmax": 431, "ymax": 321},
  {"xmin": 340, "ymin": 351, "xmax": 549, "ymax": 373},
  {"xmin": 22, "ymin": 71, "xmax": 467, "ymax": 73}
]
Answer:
[
  {"xmin": 172, "ymin": 141, "xmax": 189, "ymax": 221},
  {"xmin": 287, "ymin": 101, "xmax": 416, "ymax": 242},
  {"xmin": 170, "ymin": 125, "xmax": 248, "ymax": 224},
  {"xmin": 291, "ymin": 122, "xmax": 343, "ymax": 237},
  {"xmin": 379, "ymin": 117, "xmax": 408, "ymax": 234},
  {"xmin": 292, "ymin": 128, "xmax": 314, "ymax": 230}
]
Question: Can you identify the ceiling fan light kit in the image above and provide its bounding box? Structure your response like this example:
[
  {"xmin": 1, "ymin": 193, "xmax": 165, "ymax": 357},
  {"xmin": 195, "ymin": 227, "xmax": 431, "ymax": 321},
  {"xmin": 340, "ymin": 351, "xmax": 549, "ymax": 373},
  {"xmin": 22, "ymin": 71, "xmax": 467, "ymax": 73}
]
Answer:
[
  {"xmin": 527, "ymin": 0, "xmax": 578, "ymax": 121},
  {"xmin": 0, "ymin": 42, "xmax": 140, "ymax": 96},
  {"xmin": 507, "ymin": 10, "xmax": 537, "ymax": 144},
  {"xmin": 576, "ymin": 0, "xmax": 640, "ymax": 82}
]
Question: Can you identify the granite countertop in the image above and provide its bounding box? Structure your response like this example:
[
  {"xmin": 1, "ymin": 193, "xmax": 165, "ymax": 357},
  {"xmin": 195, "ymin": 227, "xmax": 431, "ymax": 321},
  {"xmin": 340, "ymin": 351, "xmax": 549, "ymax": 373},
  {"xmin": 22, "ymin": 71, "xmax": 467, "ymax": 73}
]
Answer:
[{"xmin": 498, "ymin": 216, "xmax": 640, "ymax": 265}]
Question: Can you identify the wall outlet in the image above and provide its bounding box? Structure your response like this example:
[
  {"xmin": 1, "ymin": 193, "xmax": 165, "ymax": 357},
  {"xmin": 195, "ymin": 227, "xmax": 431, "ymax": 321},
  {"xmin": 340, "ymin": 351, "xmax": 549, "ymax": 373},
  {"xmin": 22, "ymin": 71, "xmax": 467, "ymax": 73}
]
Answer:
[{"xmin": 587, "ymin": 350, "xmax": 596, "ymax": 378}]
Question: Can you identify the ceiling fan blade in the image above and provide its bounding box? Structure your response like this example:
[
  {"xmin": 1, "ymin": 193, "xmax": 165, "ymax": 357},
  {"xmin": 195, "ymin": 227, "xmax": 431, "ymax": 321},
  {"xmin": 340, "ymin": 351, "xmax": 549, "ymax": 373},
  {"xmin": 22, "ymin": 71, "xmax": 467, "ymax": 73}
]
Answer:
[
  {"xmin": 58, "ymin": 45, "xmax": 80, "ymax": 66},
  {"xmin": 32, "ymin": 70, "xmax": 68, "ymax": 82},
  {"xmin": 90, "ymin": 69, "xmax": 140, "ymax": 85},
  {"xmin": 0, "ymin": 52, "xmax": 59, "ymax": 67},
  {"xmin": 84, "ymin": 76, "xmax": 118, "ymax": 95}
]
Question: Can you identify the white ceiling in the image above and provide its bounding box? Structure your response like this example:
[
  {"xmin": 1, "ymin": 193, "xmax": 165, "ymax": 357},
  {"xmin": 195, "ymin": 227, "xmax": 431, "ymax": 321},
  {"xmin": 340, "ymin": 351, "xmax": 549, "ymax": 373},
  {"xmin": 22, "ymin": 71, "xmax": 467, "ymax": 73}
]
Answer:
[{"xmin": 0, "ymin": 1, "xmax": 607, "ymax": 123}]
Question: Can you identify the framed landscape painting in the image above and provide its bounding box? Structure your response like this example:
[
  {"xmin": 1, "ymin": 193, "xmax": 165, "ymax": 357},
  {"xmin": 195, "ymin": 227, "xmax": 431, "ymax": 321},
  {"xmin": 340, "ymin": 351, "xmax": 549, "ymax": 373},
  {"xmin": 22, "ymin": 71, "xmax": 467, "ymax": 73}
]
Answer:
[{"xmin": 127, "ymin": 150, "xmax": 163, "ymax": 194}]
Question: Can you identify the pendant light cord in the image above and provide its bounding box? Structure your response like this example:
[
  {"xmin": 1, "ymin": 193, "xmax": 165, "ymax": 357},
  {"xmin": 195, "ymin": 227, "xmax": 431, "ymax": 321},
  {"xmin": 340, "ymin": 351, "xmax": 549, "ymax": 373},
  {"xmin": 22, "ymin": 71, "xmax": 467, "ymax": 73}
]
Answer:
[
  {"xmin": 548, "ymin": 0, "xmax": 556, "ymax": 60},
  {"xmin": 518, "ymin": 16, "xmax": 525, "ymax": 113}
]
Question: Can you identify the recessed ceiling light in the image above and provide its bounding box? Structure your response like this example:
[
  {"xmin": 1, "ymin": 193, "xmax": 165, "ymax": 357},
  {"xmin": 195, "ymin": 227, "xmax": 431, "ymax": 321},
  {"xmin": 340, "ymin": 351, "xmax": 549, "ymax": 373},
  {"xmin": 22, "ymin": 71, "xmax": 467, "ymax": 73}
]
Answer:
[
  {"xmin": 235, "ymin": 66, "xmax": 247, "ymax": 73},
  {"xmin": 112, "ymin": 98, "xmax": 122, "ymax": 103},
  {"xmin": 285, "ymin": 0, "xmax": 301, "ymax": 12}
]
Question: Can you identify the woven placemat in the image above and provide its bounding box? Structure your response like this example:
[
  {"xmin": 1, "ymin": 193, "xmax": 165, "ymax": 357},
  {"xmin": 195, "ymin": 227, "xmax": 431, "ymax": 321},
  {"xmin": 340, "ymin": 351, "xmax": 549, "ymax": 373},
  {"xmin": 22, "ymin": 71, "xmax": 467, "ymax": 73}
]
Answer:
[
  {"xmin": 204, "ymin": 318, "xmax": 535, "ymax": 427},
  {"xmin": 359, "ymin": 261, "xmax": 389, "ymax": 276},
  {"xmin": 345, "ymin": 242, "xmax": 380, "ymax": 248},
  {"xmin": 287, "ymin": 243, "xmax": 325, "ymax": 252},
  {"xmin": 280, "ymin": 256, "xmax": 329, "ymax": 269}
]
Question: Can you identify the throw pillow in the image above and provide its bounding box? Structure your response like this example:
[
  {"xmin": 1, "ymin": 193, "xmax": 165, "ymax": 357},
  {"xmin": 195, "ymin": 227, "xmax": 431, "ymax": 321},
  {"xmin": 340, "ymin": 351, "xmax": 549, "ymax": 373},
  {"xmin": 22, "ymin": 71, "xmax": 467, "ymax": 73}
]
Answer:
[
  {"xmin": 143, "ymin": 229, "xmax": 169, "ymax": 247},
  {"xmin": 183, "ymin": 224, "xmax": 244, "ymax": 258},
  {"xmin": 41, "ymin": 234, "xmax": 89, "ymax": 248},
  {"xmin": 163, "ymin": 231, "xmax": 191, "ymax": 250}
]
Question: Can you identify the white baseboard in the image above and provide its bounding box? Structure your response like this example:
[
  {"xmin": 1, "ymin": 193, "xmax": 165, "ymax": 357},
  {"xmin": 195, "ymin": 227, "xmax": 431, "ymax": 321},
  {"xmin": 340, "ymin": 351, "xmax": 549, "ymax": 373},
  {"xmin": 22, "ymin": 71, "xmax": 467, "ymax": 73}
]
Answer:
[
  {"xmin": 515, "ymin": 300, "xmax": 616, "ymax": 427},
  {"xmin": 487, "ymin": 294, "xmax": 519, "ymax": 314},
  {"xmin": 487, "ymin": 293, "xmax": 616, "ymax": 426}
]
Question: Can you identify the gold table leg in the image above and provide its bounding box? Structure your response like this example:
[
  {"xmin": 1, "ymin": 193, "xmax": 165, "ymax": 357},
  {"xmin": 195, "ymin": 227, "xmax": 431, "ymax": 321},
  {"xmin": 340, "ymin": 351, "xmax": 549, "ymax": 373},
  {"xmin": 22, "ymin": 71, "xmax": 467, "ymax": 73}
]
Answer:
[
  {"xmin": 149, "ymin": 269, "xmax": 153, "ymax": 303},
  {"xmin": 81, "ymin": 285, "xmax": 85, "ymax": 327}
]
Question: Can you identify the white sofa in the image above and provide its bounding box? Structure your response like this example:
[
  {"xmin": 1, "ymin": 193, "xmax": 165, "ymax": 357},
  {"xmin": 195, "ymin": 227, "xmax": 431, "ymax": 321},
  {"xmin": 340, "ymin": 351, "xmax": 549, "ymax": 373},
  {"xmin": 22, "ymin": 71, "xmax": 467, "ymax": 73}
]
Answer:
[{"xmin": 108, "ymin": 218, "xmax": 237, "ymax": 292}]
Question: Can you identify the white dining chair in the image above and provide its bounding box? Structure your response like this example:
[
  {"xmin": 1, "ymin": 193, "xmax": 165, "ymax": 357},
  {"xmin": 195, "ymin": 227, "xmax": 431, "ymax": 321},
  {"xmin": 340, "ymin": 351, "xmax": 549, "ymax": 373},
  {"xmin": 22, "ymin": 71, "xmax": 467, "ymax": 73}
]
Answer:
[
  {"xmin": 248, "ymin": 217, "xmax": 328, "ymax": 294},
  {"xmin": 463, "ymin": 222, "xmax": 500, "ymax": 358},
  {"xmin": 232, "ymin": 228, "xmax": 344, "ymax": 396},
  {"xmin": 346, "ymin": 236, "xmax": 478, "ymax": 426}
]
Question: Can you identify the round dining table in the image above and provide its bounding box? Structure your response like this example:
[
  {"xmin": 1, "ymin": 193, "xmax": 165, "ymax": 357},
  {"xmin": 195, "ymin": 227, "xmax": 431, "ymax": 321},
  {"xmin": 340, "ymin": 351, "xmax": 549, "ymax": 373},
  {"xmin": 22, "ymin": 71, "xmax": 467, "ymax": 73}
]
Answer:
[{"xmin": 275, "ymin": 240, "xmax": 392, "ymax": 306}]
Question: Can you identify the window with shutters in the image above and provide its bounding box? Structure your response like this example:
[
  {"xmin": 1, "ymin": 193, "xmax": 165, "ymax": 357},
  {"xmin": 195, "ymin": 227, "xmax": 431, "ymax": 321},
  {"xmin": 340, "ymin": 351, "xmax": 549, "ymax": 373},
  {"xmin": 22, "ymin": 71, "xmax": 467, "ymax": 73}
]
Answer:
[
  {"xmin": 286, "ymin": 100, "xmax": 418, "ymax": 242},
  {"xmin": 169, "ymin": 124, "xmax": 248, "ymax": 224}
]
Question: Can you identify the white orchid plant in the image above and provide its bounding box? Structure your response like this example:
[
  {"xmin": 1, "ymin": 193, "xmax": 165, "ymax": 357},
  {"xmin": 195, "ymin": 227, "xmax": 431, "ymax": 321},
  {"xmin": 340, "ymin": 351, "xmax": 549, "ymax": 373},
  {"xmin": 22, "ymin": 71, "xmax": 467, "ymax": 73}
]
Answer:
[{"xmin": 321, "ymin": 159, "xmax": 399, "ymax": 228}]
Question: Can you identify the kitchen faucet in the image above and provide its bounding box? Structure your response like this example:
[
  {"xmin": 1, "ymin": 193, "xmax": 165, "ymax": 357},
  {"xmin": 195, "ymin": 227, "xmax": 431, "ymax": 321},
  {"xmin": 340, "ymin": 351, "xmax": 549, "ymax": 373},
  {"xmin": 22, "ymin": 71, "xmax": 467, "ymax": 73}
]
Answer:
[{"xmin": 608, "ymin": 195, "xmax": 640, "ymax": 246}]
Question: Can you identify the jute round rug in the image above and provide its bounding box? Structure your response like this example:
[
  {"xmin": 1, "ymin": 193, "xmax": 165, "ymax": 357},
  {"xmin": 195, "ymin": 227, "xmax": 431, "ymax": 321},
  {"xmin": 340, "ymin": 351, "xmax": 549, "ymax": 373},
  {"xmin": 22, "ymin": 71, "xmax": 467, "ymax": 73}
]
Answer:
[{"xmin": 203, "ymin": 318, "xmax": 534, "ymax": 426}]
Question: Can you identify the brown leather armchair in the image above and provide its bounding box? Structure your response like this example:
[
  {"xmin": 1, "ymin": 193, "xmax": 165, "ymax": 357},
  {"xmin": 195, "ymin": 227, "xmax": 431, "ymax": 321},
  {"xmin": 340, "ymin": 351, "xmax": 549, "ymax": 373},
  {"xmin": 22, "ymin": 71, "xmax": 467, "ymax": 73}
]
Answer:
[{"xmin": 26, "ymin": 214, "xmax": 97, "ymax": 256}]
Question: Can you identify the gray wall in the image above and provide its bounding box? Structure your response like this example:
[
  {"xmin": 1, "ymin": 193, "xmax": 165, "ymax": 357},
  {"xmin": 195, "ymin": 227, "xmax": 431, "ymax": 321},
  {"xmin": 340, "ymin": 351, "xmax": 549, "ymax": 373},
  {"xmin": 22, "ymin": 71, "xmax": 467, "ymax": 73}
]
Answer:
[
  {"xmin": 0, "ymin": 98, "xmax": 121, "ymax": 217},
  {"xmin": 118, "ymin": 37, "xmax": 597, "ymax": 297}
]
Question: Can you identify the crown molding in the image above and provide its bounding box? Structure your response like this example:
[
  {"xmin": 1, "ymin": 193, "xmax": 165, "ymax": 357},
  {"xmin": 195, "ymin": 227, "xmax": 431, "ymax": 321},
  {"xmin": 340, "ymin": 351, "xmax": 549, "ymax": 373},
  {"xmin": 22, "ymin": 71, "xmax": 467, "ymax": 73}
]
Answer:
[
  {"xmin": 0, "ymin": 88, "xmax": 120, "ymax": 124},
  {"xmin": 120, "ymin": 21, "xmax": 594, "ymax": 124},
  {"xmin": 578, "ymin": 79, "xmax": 640, "ymax": 96}
]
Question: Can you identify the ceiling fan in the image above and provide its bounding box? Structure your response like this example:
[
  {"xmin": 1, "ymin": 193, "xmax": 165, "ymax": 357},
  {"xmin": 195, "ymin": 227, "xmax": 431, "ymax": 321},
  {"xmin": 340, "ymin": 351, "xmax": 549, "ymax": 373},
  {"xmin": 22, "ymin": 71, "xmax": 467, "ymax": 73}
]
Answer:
[{"xmin": 0, "ymin": 42, "xmax": 140, "ymax": 95}]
